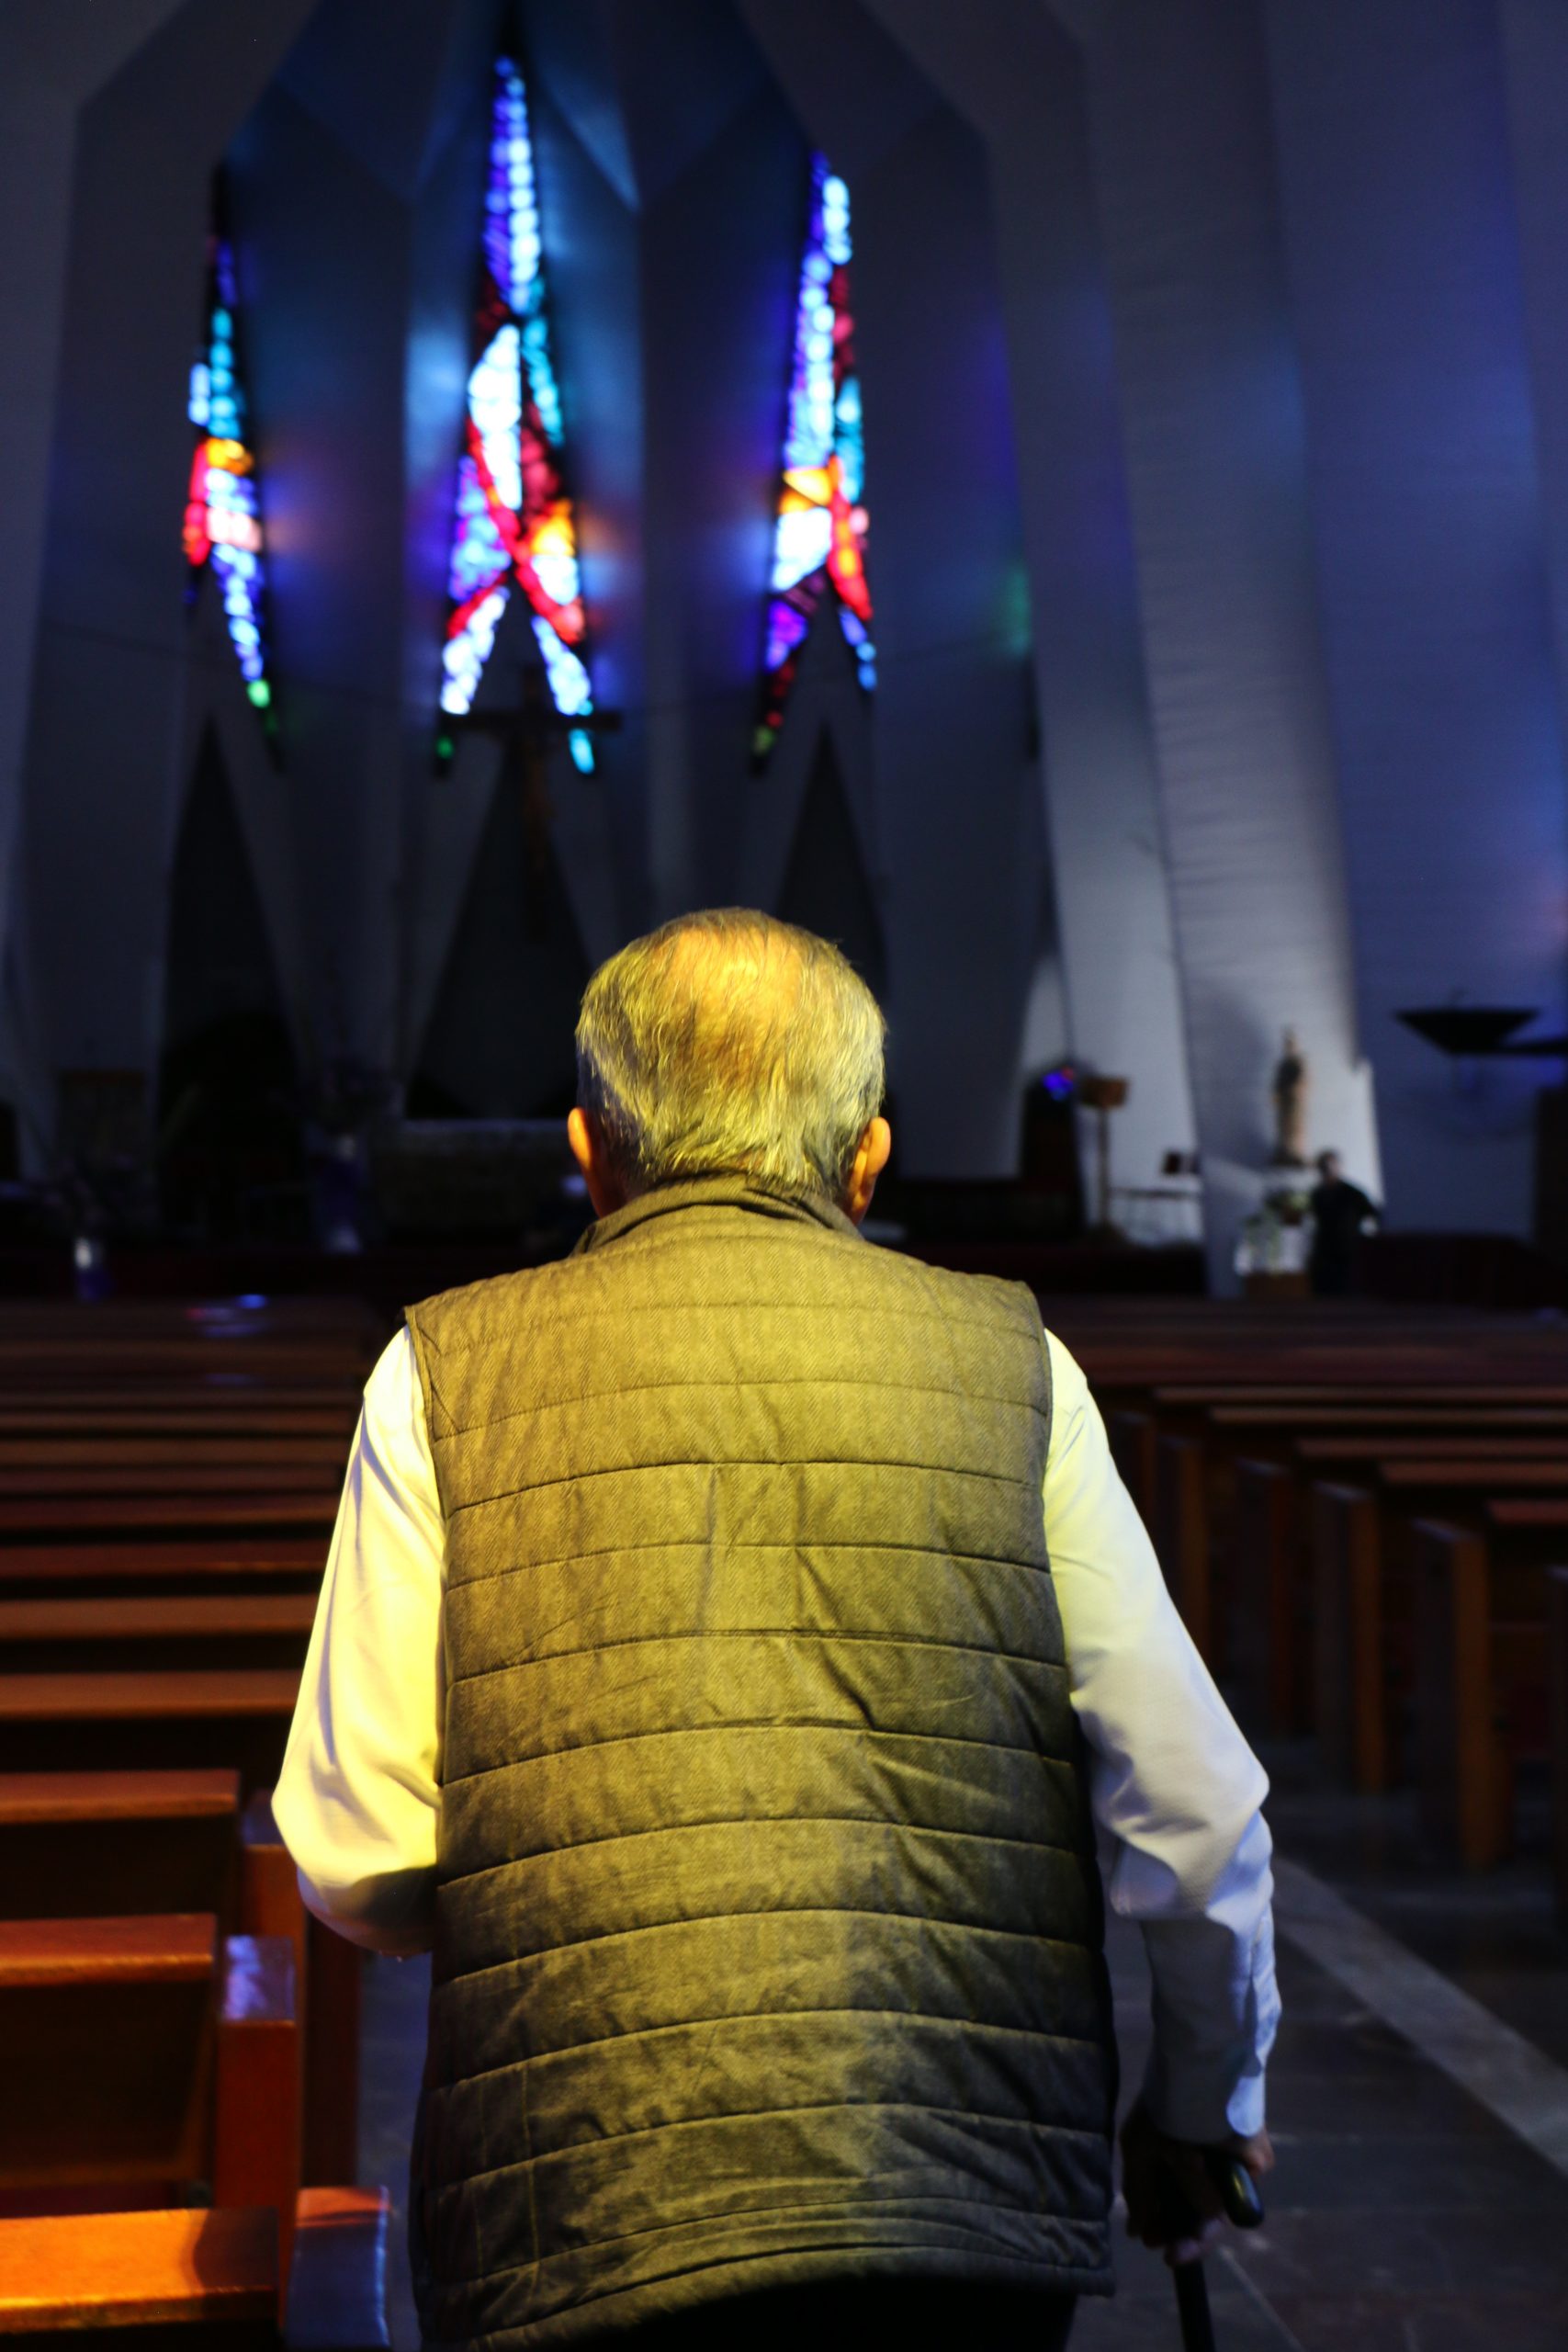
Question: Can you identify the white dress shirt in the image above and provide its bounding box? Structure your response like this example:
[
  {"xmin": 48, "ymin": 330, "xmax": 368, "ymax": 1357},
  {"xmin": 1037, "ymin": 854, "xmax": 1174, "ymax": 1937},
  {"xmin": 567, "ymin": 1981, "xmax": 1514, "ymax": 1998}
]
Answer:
[{"xmin": 275, "ymin": 1323, "xmax": 1278, "ymax": 2143}]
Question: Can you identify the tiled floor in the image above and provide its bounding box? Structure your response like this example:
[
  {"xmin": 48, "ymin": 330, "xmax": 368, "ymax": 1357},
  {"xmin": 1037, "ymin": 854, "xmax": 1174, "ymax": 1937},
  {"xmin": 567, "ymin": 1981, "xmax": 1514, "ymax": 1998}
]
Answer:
[
  {"xmin": 359, "ymin": 1778, "xmax": 1568, "ymax": 2350},
  {"xmin": 1073, "ymin": 1912, "xmax": 1568, "ymax": 2348}
]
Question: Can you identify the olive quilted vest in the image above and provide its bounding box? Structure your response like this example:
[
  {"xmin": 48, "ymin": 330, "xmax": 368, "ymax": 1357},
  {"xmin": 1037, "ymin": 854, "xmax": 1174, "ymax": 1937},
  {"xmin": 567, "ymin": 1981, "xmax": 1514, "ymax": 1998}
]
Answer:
[{"xmin": 405, "ymin": 1178, "xmax": 1115, "ymax": 2348}]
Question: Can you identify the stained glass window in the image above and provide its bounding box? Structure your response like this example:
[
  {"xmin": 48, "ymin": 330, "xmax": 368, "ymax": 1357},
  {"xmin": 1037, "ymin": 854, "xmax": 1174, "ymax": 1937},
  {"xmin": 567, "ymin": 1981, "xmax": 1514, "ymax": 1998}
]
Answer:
[
  {"xmin": 437, "ymin": 55, "xmax": 596, "ymax": 774},
  {"xmin": 753, "ymin": 154, "xmax": 874, "ymax": 770},
  {"xmin": 184, "ymin": 207, "xmax": 276, "ymax": 745}
]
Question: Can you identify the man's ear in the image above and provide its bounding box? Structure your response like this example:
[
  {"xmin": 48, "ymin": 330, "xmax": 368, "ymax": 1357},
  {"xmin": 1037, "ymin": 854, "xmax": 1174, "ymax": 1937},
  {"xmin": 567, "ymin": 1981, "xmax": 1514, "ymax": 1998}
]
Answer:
[
  {"xmin": 843, "ymin": 1116, "xmax": 892, "ymax": 1227},
  {"xmin": 568, "ymin": 1107, "xmax": 629, "ymax": 1219}
]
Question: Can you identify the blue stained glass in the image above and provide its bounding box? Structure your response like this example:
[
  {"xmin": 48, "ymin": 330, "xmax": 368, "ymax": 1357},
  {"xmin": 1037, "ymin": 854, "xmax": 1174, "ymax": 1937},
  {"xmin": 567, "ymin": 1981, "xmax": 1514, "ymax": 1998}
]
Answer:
[
  {"xmin": 447, "ymin": 458, "xmax": 508, "ymax": 601},
  {"xmin": 765, "ymin": 604, "xmax": 810, "ymax": 670},
  {"xmin": 185, "ymin": 215, "xmax": 276, "ymax": 746},
  {"xmin": 754, "ymin": 153, "xmax": 874, "ymax": 768},
  {"xmin": 442, "ymin": 582, "xmax": 510, "ymax": 713},
  {"xmin": 531, "ymin": 614, "xmax": 591, "ymax": 713}
]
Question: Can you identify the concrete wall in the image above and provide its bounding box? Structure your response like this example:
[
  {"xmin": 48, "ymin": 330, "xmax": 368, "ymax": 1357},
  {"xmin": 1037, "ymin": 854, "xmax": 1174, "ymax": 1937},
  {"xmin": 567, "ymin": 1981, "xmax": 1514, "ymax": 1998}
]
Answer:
[
  {"xmin": 9, "ymin": 0, "xmax": 1568, "ymax": 1256},
  {"xmin": 1266, "ymin": 0, "xmax": 1568, "ymax": 1236}
]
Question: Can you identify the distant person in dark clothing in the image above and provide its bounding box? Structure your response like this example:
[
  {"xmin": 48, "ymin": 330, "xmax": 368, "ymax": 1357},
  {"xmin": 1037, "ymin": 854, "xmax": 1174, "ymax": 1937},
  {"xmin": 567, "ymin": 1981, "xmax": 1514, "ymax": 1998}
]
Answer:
[{"xmin": 1309, "ymin": 1150, "xmax": 1380, "ymax": 1295}]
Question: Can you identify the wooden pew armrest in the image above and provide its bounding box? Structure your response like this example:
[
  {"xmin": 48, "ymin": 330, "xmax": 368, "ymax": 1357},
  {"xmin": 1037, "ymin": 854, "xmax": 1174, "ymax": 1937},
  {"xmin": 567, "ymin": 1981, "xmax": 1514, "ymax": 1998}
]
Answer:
[{"xmin": 216, "ymin": 1934, "xmax": 301, "ymax": 2297}]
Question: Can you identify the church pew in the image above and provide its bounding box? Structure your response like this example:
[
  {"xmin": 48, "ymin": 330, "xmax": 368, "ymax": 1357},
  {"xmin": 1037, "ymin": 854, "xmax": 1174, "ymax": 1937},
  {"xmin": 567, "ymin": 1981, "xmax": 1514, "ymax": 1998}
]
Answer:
[
  {"xmin": 0, "ymin": 1408, "xmax": 355, "ymax": 1439},
  {"xmin": 1152, "ymin": 1433, "xmax": 1213, "ymax": 1658},
  {"xmin": 0, "ymin": 1439, "xmax": 346, "ymax": 1469},
  {"xmin": 1312, "ymin": 1461, "xmax": 1568, "ymax": 1792},
  {"xmin": 0, "ymin": 2204, "xmax": 279, "ymax": 2346},
  {"xmin": 0, "ymin": 1770, "xmax": 243, "ymax": 1923},
  {"xmin": 1552, "ymin": 1568, "xmax": 1568, "ymax": 1921},
  {"xmin": 1225, "ymin": 1422, "xmax": 1568, "ymax": 1736},
  {"xmin": 1401, "ymin": 1507, "xmax": 1568, "ymax": 1874},
  {"xmin": 0, "ymin": 2189, "xmax": 390, "ymax": 2348},
  {"xmin": 1146, "ymin": 1374, "xmax": 1568, "ymax": 1392},
  {"xmin": 0, "ymin": 1296, "xmax": 374, "ymax": 1330},
  {"xmin": 241, "ymin": 1796, "xmax": 361, "ymax": 2188},
  {"xmin": 1232, "ymin": 1457, "xmax": 1305, "ymax": 1734},
  {"xmin": 0, "ymin": 1541, "xmax": 326, "ymax": 1600},
  {"xmin": 0, "ymin": 1917, "xmax": 336, "ymax": 2323},
  {"xmin": 0, "ymin": 1496, "xmax": 335, "ymax": 1537},
  {"xmin": 1311, "ymin": 1484, "xmax": 1386, "ymax": 1788},
  {"xmin": 0, "ymin": 1776, "xmax": 356, "ymax": 2191},
  {"xmin": 0, "ymin": 1383, "xmax": 362, "ymax": 1413},
  {"xmin": 1405, "ymin": 1520, "xmax": 1554, "ymax": 1869},
  {"xmin": 214, "ymin": 1936, "xmax": 302, "ymax": 2287},
  {"xmin": 0, "ymin": 1464, "xmax": 342, "ymax": 1499},
  {"xmin": 0, "ymin": 1920, "xmax": 297, "ymax": 2234},
  {"xmin": 0, "ymin": 1914, "xmax": 220, "ymax": 2198},
  {"xmin": 1077, "ymin": 1351, "xmax": 1568, "ymax": 1397},
  {"xmin": 1210, "ymin": 1402, "xmax": 1568, "ymax": 1433},
  {"xmin": 0, "ymin": 1669, "xmax": 300, "ymax": 1793},
  {"xmin": 0, "ymin": 1348, "xmax": 367, "ymax": 1391},
  {"xmin": 0, "ymin": 1595, "xmax": 316, "ymax": 1673},
  {"xmin": 1151, "ymin": 1428, "xmax": 1568, "ymax": 1679},
  {"xmin": 1105, "ymin": 1391, "xmax": 1568, "ymax": 1523}
]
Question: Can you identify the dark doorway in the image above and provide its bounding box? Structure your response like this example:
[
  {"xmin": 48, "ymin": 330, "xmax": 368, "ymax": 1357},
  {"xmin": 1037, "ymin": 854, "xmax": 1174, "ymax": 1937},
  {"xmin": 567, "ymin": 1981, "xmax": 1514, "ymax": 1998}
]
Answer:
[
  {"xmin": 158, "ymin": 727, "xmax": 300, "ymax": 1236},
  {"xmin": 411, "ymin": 758, "xmax": 592, "ymax": 1119},
  {"xmin": 776, "ymin": 730, "xmax": 887, "ymax": 1000}
]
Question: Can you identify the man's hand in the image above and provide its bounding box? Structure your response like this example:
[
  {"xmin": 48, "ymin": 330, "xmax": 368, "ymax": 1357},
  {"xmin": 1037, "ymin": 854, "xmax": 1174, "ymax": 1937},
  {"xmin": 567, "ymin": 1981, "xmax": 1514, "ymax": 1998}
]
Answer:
[{"xmin": 1119, "ymin": 2096, "xmax": 1274, "ymax": 2268}]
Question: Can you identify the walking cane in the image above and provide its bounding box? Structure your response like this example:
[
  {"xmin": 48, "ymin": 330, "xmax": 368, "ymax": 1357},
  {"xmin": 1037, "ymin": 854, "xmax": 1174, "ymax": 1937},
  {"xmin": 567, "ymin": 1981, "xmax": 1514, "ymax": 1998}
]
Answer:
[{"xmin": 1170, "ymin": 2149, "xmax": 1265, "ymax": 2352}]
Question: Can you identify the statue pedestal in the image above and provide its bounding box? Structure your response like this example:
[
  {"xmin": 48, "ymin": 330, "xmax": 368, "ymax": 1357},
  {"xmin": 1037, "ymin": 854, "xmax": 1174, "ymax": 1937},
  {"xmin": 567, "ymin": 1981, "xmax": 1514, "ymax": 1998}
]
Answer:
[
  {"xmin": 1242, "ymin": 1269, "xmax": 1311, "ymax": 1300},
  {"xmin": 1233, "ymin": 1166, "xmax": 1314, "ymax": 1286}
]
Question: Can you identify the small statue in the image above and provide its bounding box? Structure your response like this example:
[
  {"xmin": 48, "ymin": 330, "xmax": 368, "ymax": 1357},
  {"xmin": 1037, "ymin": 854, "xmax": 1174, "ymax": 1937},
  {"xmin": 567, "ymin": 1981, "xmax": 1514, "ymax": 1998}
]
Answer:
[{"xmin": 1270, "ymin": 1027, "xmax": 1309, "ymax": 1167}]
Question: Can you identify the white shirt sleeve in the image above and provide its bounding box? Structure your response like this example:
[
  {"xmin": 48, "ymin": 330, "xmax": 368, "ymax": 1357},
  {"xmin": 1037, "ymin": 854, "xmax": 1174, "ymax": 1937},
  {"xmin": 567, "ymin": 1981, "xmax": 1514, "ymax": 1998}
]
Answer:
[
  {"xmin": 273, "ymin": 1328, "xmax": 446, "ymax": 1957},
  {"xmin": 1043, "ymin": 1329, "xmax": 1279, "ymax": 2142}
]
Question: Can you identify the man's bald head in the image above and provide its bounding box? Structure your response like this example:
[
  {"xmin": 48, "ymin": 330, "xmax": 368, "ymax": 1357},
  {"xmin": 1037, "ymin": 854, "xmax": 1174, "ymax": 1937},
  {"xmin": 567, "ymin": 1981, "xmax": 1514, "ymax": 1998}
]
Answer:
[{"xmin": 575, "ymin": 910, "xmax": 886, "ymax": 1199}]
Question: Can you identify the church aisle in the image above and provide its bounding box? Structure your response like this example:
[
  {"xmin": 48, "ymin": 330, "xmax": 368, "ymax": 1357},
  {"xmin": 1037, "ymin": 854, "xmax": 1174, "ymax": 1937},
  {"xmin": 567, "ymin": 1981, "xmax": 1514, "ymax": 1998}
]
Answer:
[
  {"xmin": 356, "ymin": 1841, "xmax": 1568, "ymax": 2351},
  {"xmin": 1082, "ymin": 1875, "xmax": 1568, "ymax": 2348}
]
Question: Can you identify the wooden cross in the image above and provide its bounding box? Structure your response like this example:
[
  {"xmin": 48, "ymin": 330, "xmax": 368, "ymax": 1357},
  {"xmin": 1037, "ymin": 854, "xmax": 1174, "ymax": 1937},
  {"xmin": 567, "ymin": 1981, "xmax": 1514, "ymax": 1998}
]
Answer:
[{"xmin": 443, "ymin": 663, "xmax": 622, "ymax": 932}]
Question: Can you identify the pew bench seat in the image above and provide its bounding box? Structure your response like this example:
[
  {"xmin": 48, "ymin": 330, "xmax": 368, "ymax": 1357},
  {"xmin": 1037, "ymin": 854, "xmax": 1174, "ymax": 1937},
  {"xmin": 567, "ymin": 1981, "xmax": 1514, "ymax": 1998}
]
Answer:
[
  {"xmin": 0, "ymin": 2204, "xmax": 278, "ymax": 2346},
  {"xmin": 0, "ymin": 2191, "xmax": 391, "ymax": 2347},
  {"xmin": 0, "ymin": 1672, "xmax": 299, "ymax": 1792},
  {"xmin": 0, "ymin": 1596, "xmax": 316, "ymax": 1674},
  {"xmin": 0, "ymin": 1544, "xmax": 325, "ymax": 1600}
]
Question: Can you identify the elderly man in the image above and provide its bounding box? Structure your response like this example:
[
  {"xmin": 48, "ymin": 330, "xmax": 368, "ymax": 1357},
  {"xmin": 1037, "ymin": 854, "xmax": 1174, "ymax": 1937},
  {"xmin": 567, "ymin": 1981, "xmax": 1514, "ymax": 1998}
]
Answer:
[{"xmin": 276, "ymin": 910, "xmax": 1276, "ymax": 2352}]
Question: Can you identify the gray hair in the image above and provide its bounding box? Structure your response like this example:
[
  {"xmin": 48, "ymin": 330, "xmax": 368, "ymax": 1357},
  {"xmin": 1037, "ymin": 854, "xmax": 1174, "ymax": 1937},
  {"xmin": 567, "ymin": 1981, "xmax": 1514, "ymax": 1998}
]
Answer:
[{"xmin": 575, "ymin": 909, "xmax": 886, "ymax": 1198}]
